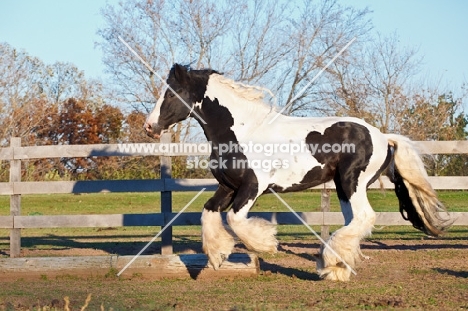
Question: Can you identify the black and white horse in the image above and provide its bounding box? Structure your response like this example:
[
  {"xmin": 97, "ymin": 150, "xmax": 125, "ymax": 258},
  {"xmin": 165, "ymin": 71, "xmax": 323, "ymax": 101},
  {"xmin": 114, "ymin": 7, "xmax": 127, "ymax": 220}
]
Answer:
[{"xmin": 144, "ymin": 64, "xmax": 451, "ymax": 281}]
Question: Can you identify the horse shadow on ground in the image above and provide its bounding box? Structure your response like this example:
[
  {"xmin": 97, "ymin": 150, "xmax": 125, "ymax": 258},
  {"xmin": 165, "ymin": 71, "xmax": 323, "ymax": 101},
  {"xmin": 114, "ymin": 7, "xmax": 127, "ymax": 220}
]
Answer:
[
  {"xmin": 362, "ymin": 239, "xmax": 468, "ymax": 251},
  {"xmin": 277, "ymin": 242, "xmax": 320, "ymax": 261},
  {"xmin": 179, "ymin": 253, "xmax": 254, "ymax": 280},
  {"xmin": 178, "ymin": 253, "xmax": 208, "ymax": 280},
  {"xmin": 258, "ymin": 258, "xmax": 321, "ymax": 281},
  {"xmin": 433, "ymin": 268, "xmax": 468, "ymax": 279},
  {"xmin": 256, "ymin": 243, "xmax": 321, "ymax": 281},
  {"xmin": 2, "ymin": 233, "xmax": 168, "ymax": 256}
]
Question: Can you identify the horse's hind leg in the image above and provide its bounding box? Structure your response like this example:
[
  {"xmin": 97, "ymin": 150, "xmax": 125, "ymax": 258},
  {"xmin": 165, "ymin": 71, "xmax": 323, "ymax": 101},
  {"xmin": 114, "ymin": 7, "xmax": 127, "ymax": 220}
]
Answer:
[
  {"xmin": 337, "ymin": 181, "xmax": 371, "ymax": 260},
  {"xmin": 202, "ymin": 185, "xmax": 236, "ymax": 270},
  {"xmin": 317, "ymin": 182, "xmax": 376, "ymax": 281},
  {"xmin": 226, "ymin": 184, "xmax": 277, "ymax": 254}
]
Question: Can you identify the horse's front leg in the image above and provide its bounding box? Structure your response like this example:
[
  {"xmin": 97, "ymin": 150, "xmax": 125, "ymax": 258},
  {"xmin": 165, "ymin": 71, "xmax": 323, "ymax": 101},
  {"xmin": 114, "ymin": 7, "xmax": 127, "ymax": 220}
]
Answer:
[
  {"xmin": 226, "ymin": 184, "xmax": 278, "ymax": 254},
  {"xmin": 201, "ymin": 185, "xmax": 236, "ymax": 270}
]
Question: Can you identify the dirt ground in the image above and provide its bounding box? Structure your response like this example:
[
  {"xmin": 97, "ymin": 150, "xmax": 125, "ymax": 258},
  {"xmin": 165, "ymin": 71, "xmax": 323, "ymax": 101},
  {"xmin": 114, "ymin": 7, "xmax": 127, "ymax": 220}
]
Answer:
[{"xmin": 1, "ymin": 236, "xmax": 467, "ymax": 310}]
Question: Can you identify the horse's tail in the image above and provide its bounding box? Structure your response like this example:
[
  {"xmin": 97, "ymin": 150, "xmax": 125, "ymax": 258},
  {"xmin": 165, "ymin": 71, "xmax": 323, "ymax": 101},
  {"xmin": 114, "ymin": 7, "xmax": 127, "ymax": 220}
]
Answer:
[{"xmin": 384, "ymin": 134, "xmax": 452, "ymax": 236}]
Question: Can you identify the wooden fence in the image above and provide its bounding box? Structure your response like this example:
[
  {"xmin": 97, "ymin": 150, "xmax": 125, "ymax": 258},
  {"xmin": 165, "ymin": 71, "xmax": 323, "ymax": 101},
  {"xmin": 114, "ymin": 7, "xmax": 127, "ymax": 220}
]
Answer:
[{"xmin": 1, "ymin": 134, "xmax": 467, "ymax": 258}]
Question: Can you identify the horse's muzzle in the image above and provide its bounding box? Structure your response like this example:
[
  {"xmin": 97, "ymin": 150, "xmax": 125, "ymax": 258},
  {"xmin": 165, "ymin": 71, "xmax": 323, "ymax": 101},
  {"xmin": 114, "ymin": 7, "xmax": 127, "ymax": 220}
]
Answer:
[{"xmin": 144, "ymin": 122, "xmax": 163, "ymax": 139}]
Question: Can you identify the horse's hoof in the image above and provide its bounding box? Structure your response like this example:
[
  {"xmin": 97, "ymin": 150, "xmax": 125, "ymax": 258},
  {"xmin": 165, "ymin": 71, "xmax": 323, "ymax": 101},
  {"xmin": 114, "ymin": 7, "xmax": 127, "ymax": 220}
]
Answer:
[
  {"xmin": 318, "ymin": 263, "xmax": 352, "ymax": 282},
  {"xmin": 358, "ymin": 248, "xmax": 371, "ymax": 260},
  {"xmin": 206, "ymin": 251, "xmax": 230, "ymax": 270}
]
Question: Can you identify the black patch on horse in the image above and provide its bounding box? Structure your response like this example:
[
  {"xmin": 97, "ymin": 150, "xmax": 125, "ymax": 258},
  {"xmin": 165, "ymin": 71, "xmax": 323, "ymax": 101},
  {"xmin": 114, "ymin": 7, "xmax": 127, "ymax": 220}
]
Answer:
[
  {"xmin": 192, "ymin": 96, "xmax": 259, "ymax": 210},
  {"xmin": 168, "ymin": 64, "xmax": 219, "ymax": 104},
  {"xmin": 166, "ymin": 66, "xmax": 261, "ymax": 213},
  {"xmin": 155, "ymin": 64, "xmax": 219, "ymax": 131},
  {"xmin": 303, "ymin": 122, "xmax": 373, "ymax": 200}
]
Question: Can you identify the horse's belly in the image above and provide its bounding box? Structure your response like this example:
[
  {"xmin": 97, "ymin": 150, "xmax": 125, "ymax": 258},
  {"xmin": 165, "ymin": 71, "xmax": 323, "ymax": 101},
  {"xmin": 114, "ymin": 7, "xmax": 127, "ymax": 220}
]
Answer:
[{"xmin": 253, "ymin": 153, "xmax": 328, "ymax": 192}]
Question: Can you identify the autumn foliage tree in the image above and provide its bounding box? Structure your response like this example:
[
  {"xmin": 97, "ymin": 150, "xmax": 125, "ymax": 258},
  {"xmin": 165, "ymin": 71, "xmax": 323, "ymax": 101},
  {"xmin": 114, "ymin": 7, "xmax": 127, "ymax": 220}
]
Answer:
[
  {"xmin": 51, "ymin": 98, "xmax": 123, "ymax": 145},
  {"xmin": 401, "ymin": 93, "xmax": 468, "ymax": 176},
  {"xmin": 0, "ymin": 43, "xmax": 131, "ymax": 181},
  {"xmin": 49, "ymin": 98, "xmax": 124, "ymax": 179}
]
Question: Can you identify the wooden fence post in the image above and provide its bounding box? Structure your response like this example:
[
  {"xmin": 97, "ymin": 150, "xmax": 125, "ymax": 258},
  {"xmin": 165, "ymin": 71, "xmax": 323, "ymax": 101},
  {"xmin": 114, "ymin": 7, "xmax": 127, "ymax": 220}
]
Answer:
[
  {"xmin": 160, "ymin": 132, "xmax": 173, "ymax": 255},
  {"xmin": 320, "ymin": 185, "xmax": 330, "ymax": 241},
  {"xmin": 9, "ymin": 137, "xmax": 21, "ymax": 257}
]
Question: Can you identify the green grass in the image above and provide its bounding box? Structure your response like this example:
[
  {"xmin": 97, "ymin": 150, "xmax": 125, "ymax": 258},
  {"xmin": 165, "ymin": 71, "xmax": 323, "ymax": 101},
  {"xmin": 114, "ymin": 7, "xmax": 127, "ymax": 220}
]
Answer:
[
  {"xmin": 0, "ymin": 190, "xmax": 467, "ymax": 256},
  {"xmin": 0, "ymin": 189, "xmax": 467, "ymax": 216}
]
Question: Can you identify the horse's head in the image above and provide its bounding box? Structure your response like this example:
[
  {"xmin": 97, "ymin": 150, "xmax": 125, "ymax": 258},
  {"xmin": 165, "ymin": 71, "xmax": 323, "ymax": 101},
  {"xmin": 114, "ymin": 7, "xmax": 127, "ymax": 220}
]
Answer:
[{"xmin": 144, "ymin": 63, "xmax": 216, "ymax": 139}]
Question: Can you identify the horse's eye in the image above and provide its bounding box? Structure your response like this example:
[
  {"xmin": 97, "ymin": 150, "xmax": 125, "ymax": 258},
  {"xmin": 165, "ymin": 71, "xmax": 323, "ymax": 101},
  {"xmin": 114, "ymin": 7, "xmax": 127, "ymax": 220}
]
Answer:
[{"xmin": 167, "ymin": 91, "xmax": 176, "ymax": 98}]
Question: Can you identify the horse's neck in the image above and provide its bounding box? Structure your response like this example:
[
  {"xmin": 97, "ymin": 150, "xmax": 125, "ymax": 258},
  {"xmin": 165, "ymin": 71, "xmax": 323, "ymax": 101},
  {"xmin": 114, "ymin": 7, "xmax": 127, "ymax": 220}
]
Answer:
[
  {"xmin": 204, "ymin": 77, "xmax": 272, "ymax": 127},
  {"xmin": 193, "ymin": 80, "xmax": 272, "ymax": 145}
]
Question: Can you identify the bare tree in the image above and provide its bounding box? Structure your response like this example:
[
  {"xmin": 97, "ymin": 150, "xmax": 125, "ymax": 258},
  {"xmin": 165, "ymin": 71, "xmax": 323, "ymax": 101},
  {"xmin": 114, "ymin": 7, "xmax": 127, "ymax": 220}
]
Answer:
[
  {"xmin": 41, "ymin": 62, "xmax": 104, "ymax": 108},
  {"xmin": 98, "ymin": 0, "xmax": 243, "ymax": 143},
  {"xmin": 97, "ymin": 0, "xmax": 372, "ymax": 132},
  {"xmin": 225, "ymin": 0, "xmax": 290, "ymax": 84},
  {"xmin": 276, "ymin": 0, "xmax": 372, "ymax": 115},
  {"xmin": 0, "ymin": 43, "xmax": 50, "ymax": 145},
  {"xmin": 323, "ymin": 32, "xmax": 422, "ymax": 133},
  {"xmin": 174, "ymin": 0, "xmax": 240, "ymax": 69},
  {"xmin": 97, "ymin": 0, "xmax": 166, "ymax": 112},
  {"xmin": 364, "ymin": 33, "xmax": 421, "ymax": 132},
  {"xmin": 97, "ymin": 0, "xmax": 238, "ymax": 110}
]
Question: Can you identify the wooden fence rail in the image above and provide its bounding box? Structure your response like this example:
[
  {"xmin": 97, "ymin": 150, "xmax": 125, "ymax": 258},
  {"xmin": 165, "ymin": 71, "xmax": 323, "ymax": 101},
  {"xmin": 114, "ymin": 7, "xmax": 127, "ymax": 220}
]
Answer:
[{"xmin": 1, "ymin": 135, "xmax": 468, "ymax": 257}]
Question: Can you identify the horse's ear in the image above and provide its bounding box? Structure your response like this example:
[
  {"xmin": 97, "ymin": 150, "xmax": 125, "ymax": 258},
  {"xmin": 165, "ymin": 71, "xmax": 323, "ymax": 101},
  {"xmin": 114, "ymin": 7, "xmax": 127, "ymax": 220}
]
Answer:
[{"xmin": 173, "ymin": 63, "xmax": 189, "ymax": 83}]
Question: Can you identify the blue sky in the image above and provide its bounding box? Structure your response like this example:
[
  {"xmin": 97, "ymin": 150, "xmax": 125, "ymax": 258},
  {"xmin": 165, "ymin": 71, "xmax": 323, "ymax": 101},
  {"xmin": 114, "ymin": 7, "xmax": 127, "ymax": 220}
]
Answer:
[
  {"xmin": 352, "ymin": 0, "xmax": 468, "ymax": 89},
  {"xmin": 1, "ymin": 0, "xmax": 467, "ymax": 91},
  {"xmin": 0, "ymin": 0, "xmax": 110, "ymax": 78}
]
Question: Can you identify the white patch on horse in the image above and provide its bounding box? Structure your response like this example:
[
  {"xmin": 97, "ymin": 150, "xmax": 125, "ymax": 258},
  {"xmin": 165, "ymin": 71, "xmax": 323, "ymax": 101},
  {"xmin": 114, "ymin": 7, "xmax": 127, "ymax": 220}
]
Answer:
[
  {"xmin": 145, "ymin": 86, "xmax": 167, "ymax": 127},
  {"xmin": 201, "ymin": 209, "xmax": 235, "ymax": 270}
]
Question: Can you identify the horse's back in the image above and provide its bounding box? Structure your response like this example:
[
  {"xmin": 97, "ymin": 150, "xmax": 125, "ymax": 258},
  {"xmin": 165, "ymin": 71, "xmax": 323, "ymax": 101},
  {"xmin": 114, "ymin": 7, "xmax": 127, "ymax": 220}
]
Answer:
[{"xmin": 253, "ymin": 115, "xmax": 389, "ymax": 192}]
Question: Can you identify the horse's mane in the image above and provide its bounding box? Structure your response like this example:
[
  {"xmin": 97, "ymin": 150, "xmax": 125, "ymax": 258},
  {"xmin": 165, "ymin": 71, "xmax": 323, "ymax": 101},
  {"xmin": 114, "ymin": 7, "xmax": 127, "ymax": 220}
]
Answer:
[{"xmin": 210, "ymin": 74, "xmax": 276, "ymax": 110}]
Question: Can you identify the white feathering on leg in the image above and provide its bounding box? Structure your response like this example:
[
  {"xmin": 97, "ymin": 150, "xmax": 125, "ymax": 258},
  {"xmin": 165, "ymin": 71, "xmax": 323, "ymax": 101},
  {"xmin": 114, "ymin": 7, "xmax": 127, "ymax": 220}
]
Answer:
[
  {"xmin": 201, "ymin": 209, "xmax": 236, "ymax": 270},
  {"xmin": 227, "ymin": 211, "xmax": 278, "ymax": 254}
]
